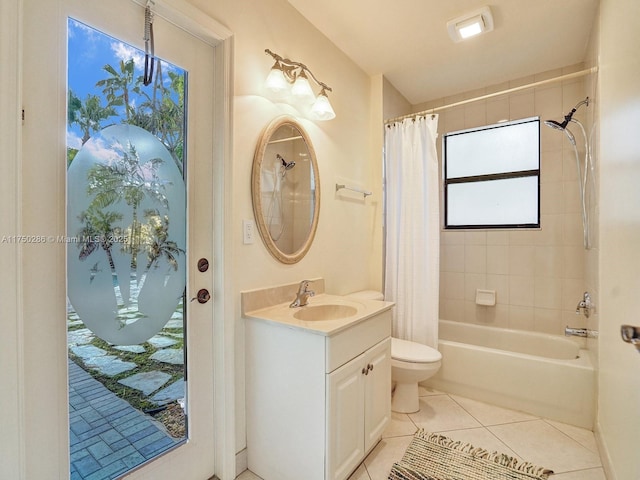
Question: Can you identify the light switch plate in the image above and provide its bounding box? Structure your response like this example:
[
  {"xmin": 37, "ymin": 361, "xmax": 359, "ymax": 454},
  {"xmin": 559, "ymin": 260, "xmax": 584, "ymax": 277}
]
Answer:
[{"xmin": 243, "ymin": 219, "xmax": 255, "ymax": 244}]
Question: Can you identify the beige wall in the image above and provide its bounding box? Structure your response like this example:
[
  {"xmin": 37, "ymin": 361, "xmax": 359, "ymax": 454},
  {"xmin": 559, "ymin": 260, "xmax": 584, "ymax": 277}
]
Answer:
[
  {"xmin": 595, "ymin": 0, "xmax": 640, "ymax": 478},
  {"xmin": 411, "ymin": 67, "xmax": 592, "ymax": 339},
  {"xmin": 188, "ymin": 0, "xmax": 385, "ymax": 455},
  {"xmin": 382, "ymin": 76, "xmax": 411, "ymax": 120}
]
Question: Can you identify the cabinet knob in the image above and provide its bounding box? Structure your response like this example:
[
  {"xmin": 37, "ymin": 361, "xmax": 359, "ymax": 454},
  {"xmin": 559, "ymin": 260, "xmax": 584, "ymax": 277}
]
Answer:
[
  {"xmin": 368, "ymin": 363, "xmax": 374, "ymax": 372},
  {"xmin": 362, "ymin": 367, "xmax": 368, "ymax": 375}
]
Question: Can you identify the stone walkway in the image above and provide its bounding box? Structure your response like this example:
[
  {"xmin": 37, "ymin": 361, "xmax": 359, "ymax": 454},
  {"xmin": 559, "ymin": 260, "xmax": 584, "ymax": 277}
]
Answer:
[
  {"xmin": 68, "ymin": 303, "xmax": 186, "ymax": 479},
  {"xmin": 69, "ymin": 360, "xmax": 181, "ymax": 480}
]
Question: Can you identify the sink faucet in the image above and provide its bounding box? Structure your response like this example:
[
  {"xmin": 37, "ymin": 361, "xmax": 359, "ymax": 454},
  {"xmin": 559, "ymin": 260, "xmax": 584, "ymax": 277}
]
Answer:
[{"xmin": 290, "ymin": 280, "xmax": 315, "ymax": 308}]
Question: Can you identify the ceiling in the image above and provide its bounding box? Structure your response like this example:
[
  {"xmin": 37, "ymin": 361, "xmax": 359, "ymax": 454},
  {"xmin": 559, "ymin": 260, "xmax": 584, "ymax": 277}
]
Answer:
[{"xmin": 287, "ymin": 0, "xmax": 599, "ymax": 105}]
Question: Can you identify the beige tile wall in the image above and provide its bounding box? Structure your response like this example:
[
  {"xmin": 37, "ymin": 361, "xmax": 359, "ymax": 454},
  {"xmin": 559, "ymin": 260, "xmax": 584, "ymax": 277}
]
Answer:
[{"xmin": 416, "ymin": 65, "xmax": 592, "ymax": 336}]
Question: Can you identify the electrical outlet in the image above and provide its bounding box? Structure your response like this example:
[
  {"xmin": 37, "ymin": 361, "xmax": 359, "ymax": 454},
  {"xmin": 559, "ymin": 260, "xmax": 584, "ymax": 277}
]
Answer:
[{"xmin": 243, "ymin": 219, "xmax": 255, "ymax": 244}]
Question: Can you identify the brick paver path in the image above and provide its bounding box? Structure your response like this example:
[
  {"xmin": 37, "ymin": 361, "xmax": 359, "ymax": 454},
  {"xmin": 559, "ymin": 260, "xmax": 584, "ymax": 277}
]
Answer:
[{"xmin": 68, "ymin": 360, "xmax": 180, "ymax": 480}]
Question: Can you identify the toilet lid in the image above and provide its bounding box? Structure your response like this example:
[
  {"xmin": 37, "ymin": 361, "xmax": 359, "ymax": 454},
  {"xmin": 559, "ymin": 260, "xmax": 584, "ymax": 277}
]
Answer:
[{"xmin": 392, "ymin": 337, "xmax": 442, "ymax": 363}]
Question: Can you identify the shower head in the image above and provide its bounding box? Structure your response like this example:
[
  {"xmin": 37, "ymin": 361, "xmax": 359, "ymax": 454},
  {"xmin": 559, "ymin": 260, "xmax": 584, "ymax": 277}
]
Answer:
[
  {"xmin": 277, "ymin": 154, "xmax": 296, "ymax": 170},
  {"xmin": 544, "ymin": 97, "xmax": 590, "ymax": 131},
  {"xmin": 543, "ymin": 119, "xmax": 566, "ymax": 131}
]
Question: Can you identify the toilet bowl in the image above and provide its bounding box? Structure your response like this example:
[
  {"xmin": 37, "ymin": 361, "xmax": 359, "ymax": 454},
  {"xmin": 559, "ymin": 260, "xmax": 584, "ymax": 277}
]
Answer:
[
  {"xmin": 348, "ymin": 290, "xmax": 442, "ymax": 414},
  {"xmin": 391, "ymin": 337, "xmax": 442, "ymax": 413}
]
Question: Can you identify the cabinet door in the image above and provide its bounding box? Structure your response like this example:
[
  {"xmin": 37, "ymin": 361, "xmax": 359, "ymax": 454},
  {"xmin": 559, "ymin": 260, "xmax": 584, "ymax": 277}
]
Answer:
[
  {"xmin": 364, "ymin": 338, "xmax": 392, "ymax": 452},
  {"xmin": 326, "ymin": 352, "xmax": 366, "ymax": 480}
]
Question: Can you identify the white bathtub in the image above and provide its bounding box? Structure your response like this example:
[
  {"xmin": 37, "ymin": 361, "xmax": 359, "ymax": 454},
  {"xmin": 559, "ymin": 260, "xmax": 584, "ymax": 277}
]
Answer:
[{"xmin": 425, "ymin": 319, "xmax": 595, "ymax": 429}]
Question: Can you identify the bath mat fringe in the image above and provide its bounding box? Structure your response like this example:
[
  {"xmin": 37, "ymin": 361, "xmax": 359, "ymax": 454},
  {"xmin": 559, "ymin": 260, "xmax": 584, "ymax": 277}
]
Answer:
[{"xmin": 388, "ymin": 429, "xmax": 553, "ymax": 480}]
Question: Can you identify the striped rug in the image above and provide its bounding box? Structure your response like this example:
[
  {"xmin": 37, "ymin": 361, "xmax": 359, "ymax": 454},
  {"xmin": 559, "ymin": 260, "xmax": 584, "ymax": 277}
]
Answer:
[{"xmin": 388, "ymin": 429, "xmax": 553, "ymax": 480}]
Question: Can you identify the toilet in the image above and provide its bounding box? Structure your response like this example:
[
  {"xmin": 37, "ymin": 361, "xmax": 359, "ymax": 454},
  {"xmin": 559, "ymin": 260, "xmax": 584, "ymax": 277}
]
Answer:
[{"xmin": 349, "ymin": 290, "xmax": 442, "ymax": 414}]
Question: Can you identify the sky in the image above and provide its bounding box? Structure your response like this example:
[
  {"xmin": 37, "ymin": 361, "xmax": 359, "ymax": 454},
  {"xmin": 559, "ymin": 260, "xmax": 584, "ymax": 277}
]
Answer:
[{"xmin": 67, "ymin": 18, "xmax": 183, "ymax": 150}]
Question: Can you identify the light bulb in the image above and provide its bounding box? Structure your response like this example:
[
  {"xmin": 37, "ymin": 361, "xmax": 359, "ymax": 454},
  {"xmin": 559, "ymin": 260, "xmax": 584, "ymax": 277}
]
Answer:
[
  {"xmin": 264, "ymin": 63, "xmax": 289, "ymax": 97},
  {"xmin": 291, "ymin": 71, "xmax": 315, "ymax": 105},
  {"xmin": 457, "ymin": 16, "xmax": 484, "ymax": 39},
  {"xmin": 310, "ymin": 90, "xmax": 336, "ymax": 121}
]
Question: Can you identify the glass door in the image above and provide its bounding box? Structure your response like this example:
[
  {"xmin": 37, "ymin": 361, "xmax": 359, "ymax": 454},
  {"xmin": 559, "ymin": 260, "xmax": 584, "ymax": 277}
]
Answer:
[
  {"xmin": 67, "ymin": 18, "xmax": 192, "ymax": 478},
  {"xmin": 21, "ymin": 0, "xmax": 220, "ymax": 478}
]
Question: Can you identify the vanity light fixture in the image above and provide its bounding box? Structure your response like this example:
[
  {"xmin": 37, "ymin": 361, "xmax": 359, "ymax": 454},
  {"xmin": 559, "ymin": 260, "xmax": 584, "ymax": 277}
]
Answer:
[
  {"xmin": 264, "ymin": 49, "xmax": 336, "ymax": 121},
  {"xmin": 447, "ymin": 5, "xmax": 494, "ymax": 42}
]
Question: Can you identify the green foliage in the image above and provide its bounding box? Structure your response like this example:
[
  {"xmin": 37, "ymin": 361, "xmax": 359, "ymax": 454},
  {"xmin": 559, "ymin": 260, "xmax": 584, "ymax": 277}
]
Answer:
[
  {"xmin": 69, "ymin": 331, "xmax": 184, "ymax": 413},
  {"xmin": 96, "ymin": 59, "xmax": 135, "ymax": 121},
  {"xmin": 142, "ymin": 209, "xmax": 184, "ymax": 271},
  {"xmin": 71, "ymin": 53, "xmax": 186, "ymax": 298},
  {"xmin": 67, "ymin": 147, "xmax": 78, "ymax": 166},
  {"xmin": 70, "ymin": 56, "xmax": 185, "ymax": 171},
  {"xmin": 81, "ymin": 143, "xmax": 175, "ymax": 274}
]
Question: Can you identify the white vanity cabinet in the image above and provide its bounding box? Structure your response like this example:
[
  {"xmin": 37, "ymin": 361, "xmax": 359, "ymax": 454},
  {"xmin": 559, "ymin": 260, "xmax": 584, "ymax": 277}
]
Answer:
[
  {"xmin": 327, "ymin": 337, "xmax": 391, "ymax": 480},
  {"xmin": 244, "ymin": 303, "xmax": 392, "ymax": 480}
]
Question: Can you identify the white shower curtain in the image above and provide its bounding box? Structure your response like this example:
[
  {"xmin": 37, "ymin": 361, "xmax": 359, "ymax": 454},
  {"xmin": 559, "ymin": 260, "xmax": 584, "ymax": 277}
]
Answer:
[{"xmin": 384, "ymin": 115, "xmax": 440, "ymax": 348}]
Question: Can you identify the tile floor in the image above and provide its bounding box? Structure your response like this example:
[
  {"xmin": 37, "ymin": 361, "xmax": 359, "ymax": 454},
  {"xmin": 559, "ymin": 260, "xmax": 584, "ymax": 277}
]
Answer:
[{"xmin": 237, "ymin": 386, "xmax": 606, "ymax": 480}]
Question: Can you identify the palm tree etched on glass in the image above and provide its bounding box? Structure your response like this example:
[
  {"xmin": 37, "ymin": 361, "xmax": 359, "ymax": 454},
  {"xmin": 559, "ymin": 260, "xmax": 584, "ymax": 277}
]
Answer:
[{"xmin": 67, "ymin": 124, "xmax": 186, "ymax": 345}]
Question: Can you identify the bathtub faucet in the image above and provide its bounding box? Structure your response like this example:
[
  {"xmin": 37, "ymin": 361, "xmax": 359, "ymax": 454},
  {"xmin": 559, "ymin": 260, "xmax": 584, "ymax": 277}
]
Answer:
[
  {"xmin": 565, "ymin": 326, "xmax": 599, "ymax": 338},
  {"xmin": 565, "ymin": 326, "xmax": 587, "ymax": 337},
  {"xmin": 575, "ymin": 291, "xmax": 594, "ymax": 318},
  {"xmin": 290, "ymin": 280, "xmax": 315, "ymax": 308}
]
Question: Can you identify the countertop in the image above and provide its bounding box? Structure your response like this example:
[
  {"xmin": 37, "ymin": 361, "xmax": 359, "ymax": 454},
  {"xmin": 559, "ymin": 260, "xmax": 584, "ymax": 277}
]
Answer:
[{"xmin": 243, "ymin": 293, "xmax": 394, "ymax": 336}]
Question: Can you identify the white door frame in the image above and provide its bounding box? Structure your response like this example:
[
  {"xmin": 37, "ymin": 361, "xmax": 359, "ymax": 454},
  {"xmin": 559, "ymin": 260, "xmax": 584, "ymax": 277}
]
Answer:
[{"xmin": 0, "ymin": 0, "xmax": 236, "ymax": 478}]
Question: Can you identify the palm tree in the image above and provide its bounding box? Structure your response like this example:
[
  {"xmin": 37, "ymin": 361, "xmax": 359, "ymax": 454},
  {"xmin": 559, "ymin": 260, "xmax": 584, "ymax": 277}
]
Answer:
[
  {"xmin": 76, "ymin": 207, "xmax": 124, "ymax": 300},
  {"xmin": 131, "ymin": 66, "xmax": 185, "ymax": 174},
  {"xmin": 96, "ymin": 59, "xmax": 135, "ymax": 121},
  {"xmin": 136, "ymin": 209, "xmax": 184, "ymax": 292},
  {"xmin": 72, "ymin": 94, "xmax": 117, "ymax": 145},
  {"xmin": 86, "ymin": 141, "xmax": 171, "ymax": 280}
]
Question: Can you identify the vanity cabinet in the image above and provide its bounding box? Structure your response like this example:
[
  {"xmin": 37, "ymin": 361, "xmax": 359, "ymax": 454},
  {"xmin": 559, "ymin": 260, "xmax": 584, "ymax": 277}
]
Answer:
[
  {"xmin": 244, "ymin": 307, "xmax": 392, "ymax": 480},
  {"xmin": 327, "ymin": 338, "xmax": 391, "ymax": 480}
]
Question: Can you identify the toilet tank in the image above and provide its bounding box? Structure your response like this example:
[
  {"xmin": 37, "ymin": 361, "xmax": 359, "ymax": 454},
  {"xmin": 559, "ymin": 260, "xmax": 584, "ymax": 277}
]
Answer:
[{"xmin": 348, "ymin": 290, "xmax": 384, "ymax": 301}]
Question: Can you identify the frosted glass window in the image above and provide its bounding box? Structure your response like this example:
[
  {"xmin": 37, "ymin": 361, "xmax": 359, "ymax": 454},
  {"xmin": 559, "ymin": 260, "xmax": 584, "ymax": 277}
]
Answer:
[
  {"xmin": 444, "ymin": 117, "xmax": 540, "ymax": 229},
  {"xmin": 447, "ymin": 177, "xmax": 539, "ymax": 227}
]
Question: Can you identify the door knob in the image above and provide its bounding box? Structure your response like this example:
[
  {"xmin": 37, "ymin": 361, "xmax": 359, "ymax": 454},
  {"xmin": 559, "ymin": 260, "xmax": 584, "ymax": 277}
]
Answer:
[
  {"xmin": 197, "ymin": 258, "xmax": 209, "ymax": 272},
  {"xmin": 196, "ymin": 288, "xmax": 211, "ymax": 304}
]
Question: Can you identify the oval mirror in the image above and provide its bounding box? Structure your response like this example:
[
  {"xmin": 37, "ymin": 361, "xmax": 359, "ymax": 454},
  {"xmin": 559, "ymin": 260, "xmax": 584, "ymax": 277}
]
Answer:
[{"xmin": 251, "ymin": 116, "xmax": 320, "ymax": 264}]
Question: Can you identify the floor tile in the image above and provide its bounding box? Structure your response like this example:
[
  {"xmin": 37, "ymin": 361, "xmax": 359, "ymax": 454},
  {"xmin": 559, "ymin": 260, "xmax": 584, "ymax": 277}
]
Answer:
[
  {"xmin": 346, "ymin": 463, "xmax": 371, "ymax": 480},
  {"xmin": 545, "ymin": 419, "xmax": 599, "ymax": 453},
  {"xmin": 235, "ymin": 393, "xmax": 606, "ymax": 480},
  {"xmin": 408, "ymin": 394, "xmax": 482, "ymax": 432},
  {"xmin": 235, "ymin": 470, "xmax": 262, "ymax": 480},
  {"xmin": 418, "ymin": 385, "xmax": 445, "ymax": 396},
  {"xmin": 432, "ymin": 427, "xmax": 521, "ymax": 461},
  {"xmin": 382, "ymin": 412, "xmax": 417, "ymax": 438},
  {"xmin": 450, "ymin": 394, "xmax": 539, "ymax": 426},
  {"xmin": 489, "ymin": 420, "xmax": 602, "ymax": 473},
  {"xmin": 363, "ymin": 435, "xmax": 413, "ymax": 480},
  {"xmin": 551, "ymin": 467, "xmax": 607, "ymax": 479}
]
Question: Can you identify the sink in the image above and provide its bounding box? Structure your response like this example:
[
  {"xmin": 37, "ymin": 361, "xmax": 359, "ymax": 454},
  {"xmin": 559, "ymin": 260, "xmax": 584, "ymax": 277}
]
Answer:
[{"xmin": 293, "ymin": 304, "xmax": 358, "ymax": 321}]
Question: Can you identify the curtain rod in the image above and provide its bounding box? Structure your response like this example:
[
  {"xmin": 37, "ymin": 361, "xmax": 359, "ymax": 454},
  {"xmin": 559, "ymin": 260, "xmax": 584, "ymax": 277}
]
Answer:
[{"xmin": 384, "ymin": 67, "xmax": 598, "ymax": 125}]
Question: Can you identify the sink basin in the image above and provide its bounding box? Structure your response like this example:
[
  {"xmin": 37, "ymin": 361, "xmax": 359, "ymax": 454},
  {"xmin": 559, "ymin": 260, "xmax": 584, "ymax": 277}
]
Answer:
[{"xmin": 293, "ymin": 304, "xmax": 358, "ymax": 321}]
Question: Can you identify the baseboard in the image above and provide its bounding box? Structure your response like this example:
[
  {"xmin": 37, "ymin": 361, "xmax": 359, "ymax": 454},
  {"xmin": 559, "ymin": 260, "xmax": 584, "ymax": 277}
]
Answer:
[
  {"xmin": 594, "ymin": 420, "xmax": 615, "ymax": 480},
  {"xmin": 236, "ymin": 448, "xmax": 248, "ymax": 477}
]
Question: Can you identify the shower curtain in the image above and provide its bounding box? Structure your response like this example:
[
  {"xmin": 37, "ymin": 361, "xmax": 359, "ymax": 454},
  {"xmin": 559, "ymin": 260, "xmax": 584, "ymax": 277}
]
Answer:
[{"xmin": 384, "ymin": 115, "xmax": 439, "ymax": 348}]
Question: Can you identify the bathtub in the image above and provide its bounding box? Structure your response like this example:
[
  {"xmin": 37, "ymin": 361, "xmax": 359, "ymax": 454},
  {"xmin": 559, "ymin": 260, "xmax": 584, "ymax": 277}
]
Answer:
[{"xmin": 425, "ymin": 319, "xmax": 595, "ymax": 429}]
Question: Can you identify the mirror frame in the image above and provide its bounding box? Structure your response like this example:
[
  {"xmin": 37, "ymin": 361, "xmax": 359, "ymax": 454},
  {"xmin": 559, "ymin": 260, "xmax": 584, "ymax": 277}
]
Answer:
[{"xmin": 251, "ymin": 115, "xmax": 321, "ymax": 264}]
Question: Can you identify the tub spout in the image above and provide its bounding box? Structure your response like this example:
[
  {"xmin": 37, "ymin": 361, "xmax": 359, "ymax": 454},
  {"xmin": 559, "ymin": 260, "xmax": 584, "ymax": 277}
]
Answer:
[
  {"xmin": 565, "ymin": 326, "xmax": 598, "ymax": 338},
  {"xmin": 565, "ymin": 326, "xmax": 587, "ymax": 337}
]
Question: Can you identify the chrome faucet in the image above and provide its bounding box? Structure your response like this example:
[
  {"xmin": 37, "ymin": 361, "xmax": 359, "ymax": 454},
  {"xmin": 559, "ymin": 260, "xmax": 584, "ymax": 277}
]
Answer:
[
  {"xmin": 565, "ymin": 326, "xmax": 588, "ymax": 337},
  {"xmin": 565, "ymin": 326, "xmax": 599, "ymax": 338},
  {"xmin": 575, "ymin": 291, "xmax": 594, "ymax": 318},
  {"xmin": 289, "ymin": 280, "xmax": 315, "ymax": 308}
]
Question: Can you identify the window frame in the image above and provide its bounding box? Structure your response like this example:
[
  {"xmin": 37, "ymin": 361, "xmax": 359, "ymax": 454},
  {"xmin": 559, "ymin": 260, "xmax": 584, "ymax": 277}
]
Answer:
[{"xmin": 443, "ymin": 116, "xmax": 541, "ymax": 230}]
